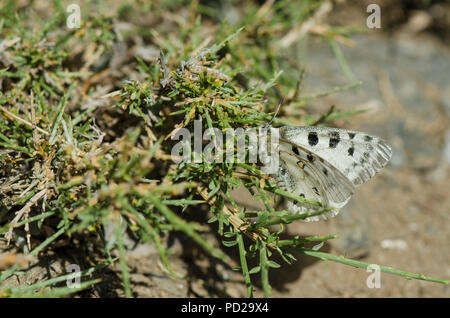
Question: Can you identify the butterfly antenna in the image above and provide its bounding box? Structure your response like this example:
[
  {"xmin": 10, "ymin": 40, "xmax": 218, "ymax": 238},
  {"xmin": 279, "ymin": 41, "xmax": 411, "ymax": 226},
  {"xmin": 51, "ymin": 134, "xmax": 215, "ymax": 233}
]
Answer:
[{"xmin": 268, "ymin": 98, "xmax": 283, "ymax": 125}]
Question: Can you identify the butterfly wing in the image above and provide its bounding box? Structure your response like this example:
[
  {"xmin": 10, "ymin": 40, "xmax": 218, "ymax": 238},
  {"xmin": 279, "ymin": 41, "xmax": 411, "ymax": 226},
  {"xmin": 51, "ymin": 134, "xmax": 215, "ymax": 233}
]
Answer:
[
  {"xmin": 280, "ymin": 126, "xmax": 392, "ymax": 187},
  {"xmin": 276, "ymin": 139, "xmax": 355, "ymax": 221},
  {"xmin": 275, "ymin": 126, "xmax": 392, "ymax": 221}
]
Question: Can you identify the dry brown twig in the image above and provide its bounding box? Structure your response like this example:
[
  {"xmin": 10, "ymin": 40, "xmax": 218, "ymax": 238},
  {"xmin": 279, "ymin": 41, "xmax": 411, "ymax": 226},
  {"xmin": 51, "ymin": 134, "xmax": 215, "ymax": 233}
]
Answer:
[
  {"xmin": 0, "ymin": 104, "xmax": 50, "ymax": 136},
  {"xmin": 279, "ymin": 0, "xmax": 333, "ymax": 48},
  {"xmin": 5, "ymin": 188, "xmax": 48, "ymax": 247}
]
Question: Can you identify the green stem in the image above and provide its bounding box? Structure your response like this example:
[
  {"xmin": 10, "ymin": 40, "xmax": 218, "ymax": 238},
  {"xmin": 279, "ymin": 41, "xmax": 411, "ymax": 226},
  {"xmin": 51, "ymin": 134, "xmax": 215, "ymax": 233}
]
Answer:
[
  {"xmin": 254, "ymin": 208, "xmax": 332, "ymax": 228},
  {"xmin": 10, "ymin": 260, "xmax": 111, "ymax": 292},
  {"xmin": 30, "ymin": 227, "xmax": 65, "ymax": 256},
  {"xmin": 259, "ymin": 244, "xmax": 271, "ymax": 298},
  {"xmin": 0, "ymin": 142, "xmax": 31, "ymax": 154},
  {"xmin": 147, "ymin": 193, "xmax": 232, "ymax": 264},
  {"xmin": 116, "ymin": 220, "xmax": 132, "ymax": 298},
  {"xmin": 278, "ymin": 235, "xmax": 338, "ymax": 247},
  {"xmin": 296, "ymin": 248, "xmax": 449, "ymax": 285},
  {"xmin": 236, "ymin": 232, "xmax": 253, "ymax": 298},
  {"xmin": 121, "ymin": 198, "xmax": 177, "ymax": 278},
  {"xmin": 13, "ymin": 279, "xmax": 102, "ymax": 298},
  {"xmin": 0, "ymin": 212, "xmax": 55, "ymax": 235},
  {"xmin": 265, "ymin": 186, "xmax": 323, "ymax": 207}
]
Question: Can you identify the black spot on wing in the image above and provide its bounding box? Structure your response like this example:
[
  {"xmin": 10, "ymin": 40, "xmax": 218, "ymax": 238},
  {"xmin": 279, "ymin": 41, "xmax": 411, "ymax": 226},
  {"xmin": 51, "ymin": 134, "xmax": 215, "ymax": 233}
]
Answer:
[
  {"xmin": 312, "ymin": 187, "xmax": 320, "ymax": 195},
  {"xmin": 329, "ymin": 131, "xmax": 340, "ymax": 148},
  {"xmin": 364, "ymin": 135, "xmax": 373, "ymax": 142},
  {"xmin": 307, "ymin": 154, "xmax": 314, "ymax": 162},
  {"xmin": 348, "ymin": 147, "xmax": 354, "ymax": 156},
  {"xmin": 308, "ymin": 132, "xmax": 319, "ymax": 146},
  {"xmin": 292, "ymin": 146, "xmax": 300, "ymax": 156},
  {"xmin": 323, "ymin": 168, "xmax": 328, "ymax": 176},
  {"xmin": 348, "ymin": 132, "xmax": 356, "ymax": 139},
  {"xmin": 294, "ymin": 193, "xmax": 306, "ymax": 204}
]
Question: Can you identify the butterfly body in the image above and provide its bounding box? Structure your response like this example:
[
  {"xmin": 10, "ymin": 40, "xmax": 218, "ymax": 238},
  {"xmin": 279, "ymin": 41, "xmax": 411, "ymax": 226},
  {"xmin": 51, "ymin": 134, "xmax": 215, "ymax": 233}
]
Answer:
[{"xmin": 273, "ymin": 126, "xmax": 392, "ymax": 221}]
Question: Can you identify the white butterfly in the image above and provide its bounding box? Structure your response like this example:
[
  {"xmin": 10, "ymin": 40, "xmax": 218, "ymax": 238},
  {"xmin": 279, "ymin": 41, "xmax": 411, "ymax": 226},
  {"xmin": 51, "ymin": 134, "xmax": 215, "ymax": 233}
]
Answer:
[{"xmin": 273, "ymin": 126, "xmax": 392, "ymax": 221}]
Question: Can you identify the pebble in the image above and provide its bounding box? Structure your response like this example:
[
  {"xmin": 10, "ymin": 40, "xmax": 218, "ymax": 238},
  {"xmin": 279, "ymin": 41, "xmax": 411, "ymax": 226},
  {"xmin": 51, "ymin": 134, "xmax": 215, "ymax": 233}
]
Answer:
[{"xmin": 380, "ymin": 239, "xmax": 408, "ymax": 250}]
